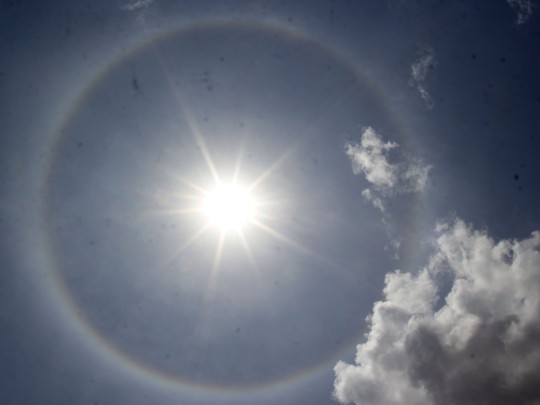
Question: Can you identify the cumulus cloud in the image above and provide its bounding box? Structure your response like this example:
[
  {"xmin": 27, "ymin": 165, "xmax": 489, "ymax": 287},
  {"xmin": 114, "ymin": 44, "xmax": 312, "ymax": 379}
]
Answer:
[
  {"xmin": 507, "ymin": 0, "xmax": 537, "ymax": 24},
  {"xmin": 345, "ymin": 127, "xmax": 430, "ymax": 212},
  {"xmin": 334, "ymin": 219, "xmax": 540, "ymax": 405},
  {"xmin": 410, "ymin": 47, "xmax": 436, "ymax": 109}
]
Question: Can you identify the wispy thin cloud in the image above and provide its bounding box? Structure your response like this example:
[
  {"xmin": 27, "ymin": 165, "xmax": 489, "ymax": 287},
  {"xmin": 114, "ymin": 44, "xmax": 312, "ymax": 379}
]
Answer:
[
  {"xmin": 410, "ymin": 47, "xmax": 436, "ymax": 109},
  {"xmin": 507, "ymin": 0, "xmax": 537, "ymax": 24},
  {"xmin": 334, "ymin": 219, "xmax": 540, "ymax": 405},
  {"xmin": 361, "ymin": 188, "xmax": 385, "ymax": 212},
  {"xmin": 345, "ymin": 127, "xmax": 431, "ymax": 212},
  {"xmin": 121, "ymin": 0, "xmax": 154, "ymax": 11}
]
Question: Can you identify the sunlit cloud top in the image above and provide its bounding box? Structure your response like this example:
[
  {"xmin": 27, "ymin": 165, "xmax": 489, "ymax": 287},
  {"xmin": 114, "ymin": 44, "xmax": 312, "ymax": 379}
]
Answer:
[{"xmin": 334, "ymin": 220, "xmax": 540, "ymax": 405}]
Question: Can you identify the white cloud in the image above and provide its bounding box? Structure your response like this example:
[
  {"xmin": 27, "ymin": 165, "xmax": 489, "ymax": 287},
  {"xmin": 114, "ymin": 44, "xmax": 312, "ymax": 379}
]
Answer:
[
  {"xmin": 507, "ymin": 0, "xmax": 537, "ymax": 24},
  {"xmin": 346, "ymin": 127, "xmax": 399, "ymax": 191},
  {"xmin": 409, "ymin": 47, "xmax": 436, "ymax": 109},
  {"xmin": 334, "ymin": 220, "xmax": 540, "ymax": 405},
  {"xmin": 362, "ymin": 188, "xmax": 385, "ymax": 212},
  {"xmin": 402, "ymin": 158, "xmax": 430, "ymax": 192},
  {"xmin": 121, "ymin": 0, "xmax": 154, "ymax": 11},
  {"xmin": 345, "ymin": 127, "xmax": 431, "ymax": 211}
]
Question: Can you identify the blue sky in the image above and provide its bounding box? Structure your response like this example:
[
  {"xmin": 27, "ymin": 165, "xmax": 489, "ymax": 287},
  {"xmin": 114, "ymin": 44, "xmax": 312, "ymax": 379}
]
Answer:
[{"xmin": 1, "ymin": 1, "xmax": 540, "ymax": 404}]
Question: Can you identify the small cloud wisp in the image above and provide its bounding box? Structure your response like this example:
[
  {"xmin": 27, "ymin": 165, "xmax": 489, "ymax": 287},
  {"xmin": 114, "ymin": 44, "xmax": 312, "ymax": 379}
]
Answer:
[
  {"xmin": 121, "ymin": 0, "xmax": 154, "ymax": 11},
  {"xmin": 410, "ymin": 47, "xmax": 436, "ymax": 109},
  {"xmin": 507, "ymin": 0, "xmax": 536, "ymax": 24},
  {"xmin": 345, "ymin": 127, "xmax": 430, "ymax": 212}
]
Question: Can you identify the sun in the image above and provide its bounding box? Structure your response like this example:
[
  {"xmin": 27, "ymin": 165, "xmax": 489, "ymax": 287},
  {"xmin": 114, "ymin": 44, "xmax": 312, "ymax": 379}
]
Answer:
[{"xmin": 202, "ymin": 184, "xmax": 255, "ymax": 230}]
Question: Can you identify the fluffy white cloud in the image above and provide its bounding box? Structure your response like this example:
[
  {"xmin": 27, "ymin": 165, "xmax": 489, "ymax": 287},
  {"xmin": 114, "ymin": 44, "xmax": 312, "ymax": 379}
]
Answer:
[
  {"xmin": 334, "ymin": 220, "xmax": 540, "ymax": 405},
  {"xmin": 507, "ymin": 0, "xmax": 536, "ymax": 24},
  {"xmin": 345, "ymin": 127, "xmax": 430, "ymax": 212},
  {"xmin": 409, "ymin": 47, "xmax": 436, "ymax": 109}
]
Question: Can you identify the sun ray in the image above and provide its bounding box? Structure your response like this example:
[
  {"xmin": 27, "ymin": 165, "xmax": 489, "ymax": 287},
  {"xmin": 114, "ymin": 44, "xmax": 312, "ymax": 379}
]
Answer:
[
  {"xmin": 166, "ymin": 222, "xmax": 212, "ymax": 267},
  {"xmin": 203, "ymin": 230, "xmax": 226, "ymax": 306},
  {"xmin": 135, "ymin": 207, "xmax": 204, "ymax": 218},
  {"xmin": 252, "ymin": 218, "xmax": 339, "ymax": 271},
  {"xmin": 247, "ymin": 77, "xmax": 363, "ymax": 195},
  {"xmin": 148, "ymin": 39, "xmax": 221, "ymax": 186},
  {"xmin": 131, "ymin": 18, "xmax": 362, "ymax": 281},
  {"xmin": 191, "ymin": 230, "xmax": 225, "ymax": 342},
  {"xmin": 247, "ymin": 142, "xmax": 300, "ymax": 193},
  {"xmin": 159, "ymin": 168, "xmax": 210, "ymax": 196},
  {"xmin": 237, "ymin": 229, "xmax": 260, "ymax": 274},
  {"xmin": 254, "ymin": 219, "xmax": 362, "ymax": 282},
  {"xmin": 77, "ymin": 209, "xmax": 191, "ymax": 227},
  {"xmin": 232, "ymin": 140, "xmax": 247, "ymax": 184},
  {"xmin": 149, "ymin": 222, "xmax": 213, "ymax": 294}
]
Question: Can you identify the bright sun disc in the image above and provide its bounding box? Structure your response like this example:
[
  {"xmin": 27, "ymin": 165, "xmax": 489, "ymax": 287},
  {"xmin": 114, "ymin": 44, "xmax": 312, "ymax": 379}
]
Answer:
[{"xmin": 203, "ymin": 185, "xmax": 255, "ymax": 230}]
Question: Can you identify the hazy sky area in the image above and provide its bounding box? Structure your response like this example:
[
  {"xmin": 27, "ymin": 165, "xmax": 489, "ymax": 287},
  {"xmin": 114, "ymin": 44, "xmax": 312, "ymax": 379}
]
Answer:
[{"xmin": 2, "ymin": 1, "xmax": 540, "ymax": 404}]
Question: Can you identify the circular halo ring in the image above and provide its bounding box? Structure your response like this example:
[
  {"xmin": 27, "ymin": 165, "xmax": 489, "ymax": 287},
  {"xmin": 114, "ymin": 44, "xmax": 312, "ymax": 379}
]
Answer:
[{"xmin": 39, "ymin": 17, "xmax": 422, "ymax": 399}]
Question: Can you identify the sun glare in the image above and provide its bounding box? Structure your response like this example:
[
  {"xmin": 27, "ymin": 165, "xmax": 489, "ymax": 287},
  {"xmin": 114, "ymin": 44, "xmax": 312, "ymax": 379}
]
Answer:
[{"xmin": 203, "ymin": 185, "xmax": 255, "ymax": 230}]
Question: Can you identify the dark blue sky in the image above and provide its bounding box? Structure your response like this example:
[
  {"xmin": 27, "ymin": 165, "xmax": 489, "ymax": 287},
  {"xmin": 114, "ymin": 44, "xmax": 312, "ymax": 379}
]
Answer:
[{"xmin": 2, "ymin": 1, "xmax": 540, "ymax": 404}]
